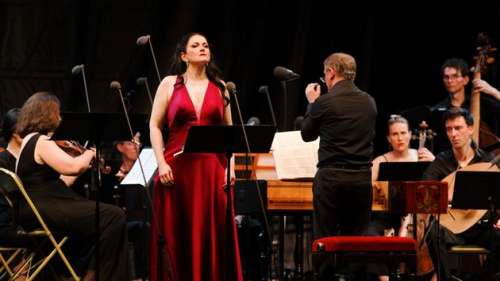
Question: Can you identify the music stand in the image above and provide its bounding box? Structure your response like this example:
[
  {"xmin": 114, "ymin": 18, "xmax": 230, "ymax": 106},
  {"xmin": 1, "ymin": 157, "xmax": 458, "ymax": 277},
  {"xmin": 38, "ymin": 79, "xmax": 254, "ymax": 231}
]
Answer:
[
  {"xmin": 451, "ymin": 170, "xmax": 500, "ymax": 278},
  {"xmin": 184, "ymin": 125, "xmax": 275, "ymax": 279},
  {"xmin": 378, "ymin": 162, "xmax": 432, "ymax": 215},
  {"xmin": 378, "ymin": 161, "xmax": 447, "ymax": 280},
  {"xmin": 452, "ymin": 171, "xmax": 500, "ymax": 210},
  {"xmin": 52, "ymin": 112, "xmax": 148, "ymax": 280}
]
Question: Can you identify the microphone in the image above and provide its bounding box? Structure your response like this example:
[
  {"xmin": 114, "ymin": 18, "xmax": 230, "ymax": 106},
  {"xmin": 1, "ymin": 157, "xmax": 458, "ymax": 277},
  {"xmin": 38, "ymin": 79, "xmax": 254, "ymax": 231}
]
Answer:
[
  {"xmin": 226, "ymin": 81, "xmax": 237, "ymax": 95},
  {"xmin": 136, "ymin": 77, "xmax": 147, "ymax": 85},
  {"xmin": 136, "ymin": 35, "xmax": 150, "ymax": 46},
  {"xmin": 258, "ymin": 85, "xmax": 277, "ymax": 127},
  {"xmin": 110, "ymin": 81, "xmax": 122, "ymax": 90},
  {"xmin": 246, "ymin": 117, "xmax": 260, "ymax": 126},
  {"xmin": 136, "ymin": 34, "xmax": 162, "ymax": 84},
  {"xmin": 136, "ymin": 77, "xmax": 154, "ymax": 106},
  {"xmin": 71, "ymin": 64, "xmax": 91, "ymax": 112},
  {"xmin": 273, "ymin": 66, "xmax": 300, "ymax": 80},
  {"xmin": 71, "ymin": 64, "xmax": 84, "ymax": 75}
]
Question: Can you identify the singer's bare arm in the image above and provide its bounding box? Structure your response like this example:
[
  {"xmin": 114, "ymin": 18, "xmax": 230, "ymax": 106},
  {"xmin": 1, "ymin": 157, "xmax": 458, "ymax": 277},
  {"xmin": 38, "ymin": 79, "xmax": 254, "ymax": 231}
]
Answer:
[{"xmin": 150, "ymin": 75, "xmax": 176, "ymax": 184}]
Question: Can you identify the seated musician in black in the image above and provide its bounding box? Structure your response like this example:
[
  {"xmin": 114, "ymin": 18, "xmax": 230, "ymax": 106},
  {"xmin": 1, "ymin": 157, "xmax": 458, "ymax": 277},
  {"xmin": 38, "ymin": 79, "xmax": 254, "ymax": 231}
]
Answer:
[
  {"xmin": 423, "ymin": 107, "xmax": 500, "ymax": 280},
  {"xmin": 15, "ymin": 92, "xmax": 130, "ymax": 281},
  {"xmin": 431, "ymin": 58, "xmax": 500, "ymax": 153},
  {"xmin": 0, "ymin": 108, "xmax": 22, "ymax": 243}
]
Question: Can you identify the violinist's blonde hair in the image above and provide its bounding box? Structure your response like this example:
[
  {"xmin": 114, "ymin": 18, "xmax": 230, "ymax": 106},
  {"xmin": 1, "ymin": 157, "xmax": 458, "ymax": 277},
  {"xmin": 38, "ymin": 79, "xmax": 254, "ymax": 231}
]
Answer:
[{"xmin": 387, "ymin": 114, "xmax": 410, "ymax": 136}]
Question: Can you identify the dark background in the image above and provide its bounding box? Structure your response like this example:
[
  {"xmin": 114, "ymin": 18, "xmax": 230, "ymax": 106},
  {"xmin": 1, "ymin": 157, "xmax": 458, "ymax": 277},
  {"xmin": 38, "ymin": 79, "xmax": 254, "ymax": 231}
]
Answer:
[{"xmin": 1, "ymin": 0, "xmax": 499, "ymax": 154}]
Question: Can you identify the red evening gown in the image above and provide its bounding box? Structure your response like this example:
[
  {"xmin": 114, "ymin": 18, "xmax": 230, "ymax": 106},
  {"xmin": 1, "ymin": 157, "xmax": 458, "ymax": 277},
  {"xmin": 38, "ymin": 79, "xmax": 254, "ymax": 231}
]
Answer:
[{"xmin": 150, "ymin": 77, "xmax": 243, "ymax": 281}]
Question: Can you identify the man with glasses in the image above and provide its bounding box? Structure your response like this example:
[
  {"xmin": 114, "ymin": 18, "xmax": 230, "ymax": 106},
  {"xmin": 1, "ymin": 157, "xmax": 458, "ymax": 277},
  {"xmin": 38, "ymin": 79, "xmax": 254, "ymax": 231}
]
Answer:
[
  {"xmin": 301, "ymin": 52, "xmax": 377, "ymax": 280},
  {"xmin": 431, "ymin": 58, "xmax": 500, "ymax": 153}
]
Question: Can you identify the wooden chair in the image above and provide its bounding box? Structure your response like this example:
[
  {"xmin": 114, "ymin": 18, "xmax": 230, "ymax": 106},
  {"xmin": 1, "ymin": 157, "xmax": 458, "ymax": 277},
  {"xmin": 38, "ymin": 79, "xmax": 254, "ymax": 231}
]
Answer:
[
  {"xmin": 448, "ymin": 244, "xmax": 489, "ymax": 280},
  {"xmin": 0, "ymin": 167, "xmax": 80, "ymax": 280}
]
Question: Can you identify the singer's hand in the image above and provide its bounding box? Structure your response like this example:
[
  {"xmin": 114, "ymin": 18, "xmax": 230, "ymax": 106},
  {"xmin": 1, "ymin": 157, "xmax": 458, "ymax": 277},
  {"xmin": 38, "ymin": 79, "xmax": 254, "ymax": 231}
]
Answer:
[
  {"xmin": 305, "ymin": 83, "xmax": 321, "ymax": 103},
  {"xmin": 158, "ymin": 162, "xmax": 174, "ymax": 186},
  {"xmin": 418, "ymin": 147, "xmax": 435, "ymax": 162}
]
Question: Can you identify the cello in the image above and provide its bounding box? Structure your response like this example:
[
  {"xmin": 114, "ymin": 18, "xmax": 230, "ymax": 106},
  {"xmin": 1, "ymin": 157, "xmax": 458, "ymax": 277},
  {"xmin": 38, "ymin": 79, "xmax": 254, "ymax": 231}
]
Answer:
[
  {"xmin": 398, "ymin": 121, "xmax": 435, "ymax": 277},
  {"xmin": 470, "ymin": 32, "xmax": 499, "ymax": 155}
]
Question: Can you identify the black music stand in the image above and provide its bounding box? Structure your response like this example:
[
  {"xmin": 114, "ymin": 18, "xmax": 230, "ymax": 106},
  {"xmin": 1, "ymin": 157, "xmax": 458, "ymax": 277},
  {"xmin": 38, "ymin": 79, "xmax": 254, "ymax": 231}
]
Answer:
[
  {"xmin": 453, "ymin": 171, "xmax": 500, "ymax": 258},
  {"xmin": 52, "ymin": 112, "xmax": 148, "ymax": 280},
  {"xmin": 378, "ymin": 161, "xmax": 448, "ymax": 280},
  {"xmin": 184, "ymin": 125, "xmax": 275, "ymax": 279},
  {"xmin": 378, "ymin": 162, "xmax": 432, "ymax": 215}
]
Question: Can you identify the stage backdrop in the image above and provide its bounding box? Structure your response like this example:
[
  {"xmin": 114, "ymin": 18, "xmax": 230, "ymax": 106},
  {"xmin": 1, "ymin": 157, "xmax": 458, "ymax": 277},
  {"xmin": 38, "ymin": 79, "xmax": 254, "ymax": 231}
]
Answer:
[{"xmin": 1, "ymin": 0, "xmax": 499, "ymax": 154}]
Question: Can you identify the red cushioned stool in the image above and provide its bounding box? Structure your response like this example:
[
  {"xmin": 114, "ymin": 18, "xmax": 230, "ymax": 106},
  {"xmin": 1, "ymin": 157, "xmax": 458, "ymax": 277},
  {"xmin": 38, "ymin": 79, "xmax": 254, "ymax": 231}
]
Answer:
[{"xmin": 312, "ymin": 236, "xmax": 416, "ymax": 280}]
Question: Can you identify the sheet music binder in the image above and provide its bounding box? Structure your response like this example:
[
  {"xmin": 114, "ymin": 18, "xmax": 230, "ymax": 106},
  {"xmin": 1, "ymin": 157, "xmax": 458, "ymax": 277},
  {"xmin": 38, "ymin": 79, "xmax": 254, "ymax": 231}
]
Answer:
[{"xmin": 120, "ymin": 147, "xmax": 157, "ymax": 186}]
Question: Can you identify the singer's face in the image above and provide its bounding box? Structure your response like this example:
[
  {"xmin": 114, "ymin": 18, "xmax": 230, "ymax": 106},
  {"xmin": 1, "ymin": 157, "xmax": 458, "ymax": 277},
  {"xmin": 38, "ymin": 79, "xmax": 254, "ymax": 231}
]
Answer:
[
  {"xmin": 387, "ymin": 122, "xmax": 410, "ymax": 153},
  {"xmin": 182, "ymin": 34, "xmax": 211, "ymax": 65}
]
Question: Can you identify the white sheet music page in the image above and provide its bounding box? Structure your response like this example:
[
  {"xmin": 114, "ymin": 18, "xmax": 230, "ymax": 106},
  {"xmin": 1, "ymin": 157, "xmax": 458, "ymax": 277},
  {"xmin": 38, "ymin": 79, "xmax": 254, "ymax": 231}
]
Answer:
[
  {"xmin": 121, "ymin": 147, "xmax": 158, "ymax": 186},
  {"xmin": 271, "ymin": 130, "xmax": 319, "ymax": 179}
]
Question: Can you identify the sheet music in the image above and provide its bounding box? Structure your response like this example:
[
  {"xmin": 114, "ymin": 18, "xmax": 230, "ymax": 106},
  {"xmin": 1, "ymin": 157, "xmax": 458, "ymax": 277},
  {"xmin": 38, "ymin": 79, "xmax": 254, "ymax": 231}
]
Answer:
[
  {"xmin": 271, "ymin": 130, "xmax": 319, "ymax": 179},
  {"xmin": 121, "ymin": 147, "xmax": 158, "ymax": 186}
]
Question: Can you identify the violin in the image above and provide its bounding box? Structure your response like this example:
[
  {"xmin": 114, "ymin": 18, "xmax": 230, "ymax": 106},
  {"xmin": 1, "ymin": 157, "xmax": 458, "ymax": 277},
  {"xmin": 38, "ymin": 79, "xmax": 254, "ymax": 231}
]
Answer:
[
  {"xmin": 55, "ymin": 140, "xmax": 112, "ymax": 174},
  {"xmin": 55, "ymin": 140, "xmax": 86, "ymax": 157}
]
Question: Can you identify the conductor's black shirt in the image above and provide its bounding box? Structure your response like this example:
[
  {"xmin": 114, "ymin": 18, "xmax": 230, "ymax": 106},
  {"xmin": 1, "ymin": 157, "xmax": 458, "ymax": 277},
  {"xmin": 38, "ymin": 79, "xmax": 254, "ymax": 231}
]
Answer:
[{"xmin": 301, "ymin": 80, "xmax": 377, "ymax": 168}]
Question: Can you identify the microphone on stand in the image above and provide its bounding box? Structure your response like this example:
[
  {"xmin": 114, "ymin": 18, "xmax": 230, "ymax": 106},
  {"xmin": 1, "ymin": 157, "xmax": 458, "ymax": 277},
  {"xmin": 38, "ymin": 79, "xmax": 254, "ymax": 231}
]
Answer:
[
  {"xmin": 136, "ymin": 77, "xmax": 154, "ymax": 106},
  {"xmin": 226, "ymin": 81, "xmax": 277, "ymax": 280},
  {"xmin": 71, "ymin": 64, "xmax": 91, "ymax": 112},
  {"xmin": 110, "ymin": 80, "xmax": 173, "ymax": 280},
  {"xmin": 273, "ymin": 66, "xmax": 300, "ymax": 81},
  {"xmin": 258, "ymin": 85, "xmax": 278, "ymax": 127},
  {"xmin": 246, "ymin": 116, "xmax": 260, "ymax": 126},
  {"xmin": 273, "ymin": 66, "xmax": 299, "ymax": 131},
  {"xmin": 136, "ymin": 34, "xmax": 162, "ymax": 84}
]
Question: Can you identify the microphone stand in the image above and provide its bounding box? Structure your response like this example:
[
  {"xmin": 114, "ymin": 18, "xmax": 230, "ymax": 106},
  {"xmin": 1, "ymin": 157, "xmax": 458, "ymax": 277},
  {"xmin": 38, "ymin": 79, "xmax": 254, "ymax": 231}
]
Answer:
[
  {"xmin": 72, "ymin": 64, "xmax": 102, "ymax": 280},
  {"xmin": 137, "ymin": 77, "xmax": 154, "ymax": 106},
  {"xmin": 229, "ymin": 85, "xmax": 279, "ymax": 281},
  {"xmin": 280, "ymin": 81, "xmax": 288, "ymax": 132},
  {"xmin": 137, "ymin": 35, "xmax": 162, "ymax": 84},
  {"xmin": 260, "ymin": 85, "xmax": 278, "ymax": 127},
  {"xmin": 111, "ymin": 81, "xmax": 173, "ymax": 281}
]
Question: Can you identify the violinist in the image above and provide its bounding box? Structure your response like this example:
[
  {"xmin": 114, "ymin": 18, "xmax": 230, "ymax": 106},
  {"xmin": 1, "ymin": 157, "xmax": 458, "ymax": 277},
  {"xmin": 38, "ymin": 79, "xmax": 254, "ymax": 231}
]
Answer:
[
  {"xmin": 0, "ymin": 108, "xmax": 21, "ymax": 171},
  {"xmin": 15, "ymin": 92, "xmax": 130, "ymax": 281},
  {"xmin": 423, "ymin": 107, "xmax": 500, "ymax": 280},
  {"xmin": 368, "ymin": 115, "xmax": 434, "ymax": 281}
]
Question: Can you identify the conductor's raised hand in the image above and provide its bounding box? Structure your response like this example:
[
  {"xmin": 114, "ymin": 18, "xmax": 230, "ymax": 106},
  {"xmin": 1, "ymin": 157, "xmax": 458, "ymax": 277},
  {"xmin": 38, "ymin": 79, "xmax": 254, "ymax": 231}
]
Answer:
[{"xmin": 305, "ymin": 83, "xmax": 321, "ymax": 103}]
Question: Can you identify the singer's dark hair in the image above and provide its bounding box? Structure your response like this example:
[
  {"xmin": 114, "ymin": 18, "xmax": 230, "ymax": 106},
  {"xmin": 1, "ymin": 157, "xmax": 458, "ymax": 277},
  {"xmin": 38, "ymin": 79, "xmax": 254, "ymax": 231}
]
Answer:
[{"xmin": 169, "ymin": 32, "xmax": 229, "ymax": 106}]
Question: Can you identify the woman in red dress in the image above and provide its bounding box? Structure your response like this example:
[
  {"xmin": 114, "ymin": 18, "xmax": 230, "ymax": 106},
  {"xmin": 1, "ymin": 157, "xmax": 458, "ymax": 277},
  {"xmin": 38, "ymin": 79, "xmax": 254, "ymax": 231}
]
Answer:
[{"xmin": 149, "ymin": 33, "xmax": 242, "ymax": 281}]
